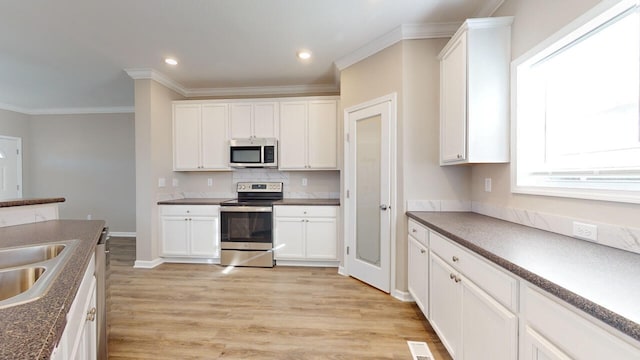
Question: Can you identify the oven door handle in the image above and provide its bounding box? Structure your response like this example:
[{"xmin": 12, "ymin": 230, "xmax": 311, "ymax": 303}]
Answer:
[{"xmin": 220, "ymin": 206, "xmax": 273, "ymax": 213}]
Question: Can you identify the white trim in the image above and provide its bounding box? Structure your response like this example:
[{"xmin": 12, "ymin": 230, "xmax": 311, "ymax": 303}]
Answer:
[
  {"xmin": 343, "ymin": 93, "xmax": 398, "ymax": 294},
  {"xmin": 475, "ymin": 0, "xmax": 507, "ymax": 17},
  {"xmin": 186, "ymin": 84, "xmax": 339, "ymax": 97},
  {"xmin": 335, "ymin": 23, "xmax": 459, "ymax": 71},
  {"xmin": 275, "ymin": 259, "xmax": 340, "ymax": 267},
  {"xmin": 0, "ymin": 102, "xmax": 31, "ymax": 114},
  {"xmin": 29, "ymin": 106, "xmax": 134, "ymax": 115},
  {"xmin": 338, "ymin": 265, "xmax": 347, "ymax": 276},
  {"xmin": 133, "ymin": 258, "xmax": 164, "ymax": 269},
  {"xmin": 108, "ymin": 231, "xmax": 136, "ymax": 238},
  {"xmin": 160, "ymin": 257, "xmax": 220, "ymax": 265},
  {"xmin": 124, "ymin": 68, "xmax": 187, "ymax": 96},
  {"xmin": 392, "ymin": 289, "xmax": 414, "ymax": 302}
]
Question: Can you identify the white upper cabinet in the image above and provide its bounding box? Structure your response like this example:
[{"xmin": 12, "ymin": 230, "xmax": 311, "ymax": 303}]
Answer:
[
  {"xmin": 439, "ymin": 17, "xmax": 513, "ymax": 165},
  {"xmin": 230, "ymin": 102, "xmax": 279, "ymax": 139},
  {"xmin": 279, "ymin": 99, "xmax": 338, "ymax": 170},
  {"xmin": 173, "ymin": 103, "xmax": 230, "ymax": 171}
]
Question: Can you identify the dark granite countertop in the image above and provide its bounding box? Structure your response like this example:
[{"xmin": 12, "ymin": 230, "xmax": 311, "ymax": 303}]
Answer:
[
  {"xmin": 157, "ymin": 198, "xmax": 231, "ymax": 205},
  {"xmin": 0, "ymin": 197, "xmax": 65, "ymax": 208},
  {"xmin": 0, "ymin": 220, "xmax": 105, "ymax": 359},
  {"xmin": 407, "ymin": 211, "xmax": 640, "ymax": 342},
  {"xmin": 157, "ymin": 198, "xmax": 340, "ymax": 206}
]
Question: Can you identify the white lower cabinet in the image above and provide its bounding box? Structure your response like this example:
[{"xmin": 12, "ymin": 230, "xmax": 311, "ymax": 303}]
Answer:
[
  {"xmin": 521, "ymin": 284, "xmax": 640, "ymax": 360},
  {"xmin": 51, "ymin": 257, "xmax": 97, "ymax": 360},
  {"xmin": 429, "ymin": 253, "xmax": 463, "ymax": 358},
  {"xmin": 407, "ymin": 219, "xmax": 429, "ymax": 314},
  {"xmin": 160, "ymin": 205, "xmax": 220, "ymax": 259},
  {"xmin": 274, "ymin": 205, "xmax": 338, "ymax": 265}
]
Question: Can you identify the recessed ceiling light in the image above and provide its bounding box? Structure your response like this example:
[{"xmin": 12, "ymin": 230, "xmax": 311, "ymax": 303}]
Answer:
[
  {"xmin": 297, "ymin": 50, "xmax": 312, "ymax": 60},
  {"xmin": 165, "ymin": 58, "xmax": 178, "ymax": 66}
]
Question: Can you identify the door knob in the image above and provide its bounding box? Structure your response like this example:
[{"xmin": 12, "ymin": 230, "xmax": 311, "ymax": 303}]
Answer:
[{"xmin": 380, "ymin": 204, "xmax": 388, "ymax": 211}]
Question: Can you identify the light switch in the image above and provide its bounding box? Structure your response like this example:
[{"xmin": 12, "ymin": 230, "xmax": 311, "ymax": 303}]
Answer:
[
  {"xmin": 484, "ymin": 178, "xmax": 492, "ymax": 192},
  {"xmin": 158, "ymin": 178, "xmax": 166, "ymax": 187},
  {"xmin": 207, "ymin": 178, "xmax": 213, "ymax": 187},
  {"xmin": 302, "ymin": 178, "xmax": 308, "ymax": 186},
  {"xmin": 172, "ymin": 178, "xmax": 179, "ymax": 187}
]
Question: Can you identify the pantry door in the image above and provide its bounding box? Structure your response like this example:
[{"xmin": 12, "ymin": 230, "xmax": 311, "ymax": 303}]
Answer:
[
  {"xmin": 345, "ymin": 94, "xmax": 396, "ymax": 293},
  {"xmin": 0, "ymin": 136, "xmax": 22, "ymax": 200}
]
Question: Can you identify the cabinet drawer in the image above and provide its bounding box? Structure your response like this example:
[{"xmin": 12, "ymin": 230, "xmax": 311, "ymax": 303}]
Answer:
[
  {"xmin": 274, "ymin": 205, "xmax": 337, "ymax": 218},
  {"xmin": 160, "ymin": 205, "xmax": 219, "ymax": 216},
  {"xmin": 408, "ymin": 219, "xmax": 428, "ymax": 247},
  {"xmin": 523, "ymin": 285, "xmax": 640, "ymax": 359},
  {"xmin": 430, "ymin": 231, "xmax": 517, "ymax": 311}
]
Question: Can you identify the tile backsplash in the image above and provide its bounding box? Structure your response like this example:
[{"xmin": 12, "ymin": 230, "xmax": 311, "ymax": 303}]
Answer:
[{"xmin": 407, "ymin": 200, "xmax": 640, "ymax": 256}]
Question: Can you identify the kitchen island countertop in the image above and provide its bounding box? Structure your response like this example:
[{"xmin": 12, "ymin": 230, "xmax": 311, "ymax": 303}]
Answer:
[
  {"xmin": 157, "ymin": 198, "xmax": 340, "ymax": 206},
  {"xmin": 0, "ymin": 220, "xmax": 105, "ymax": 359},
  {"xmin": 407, "ymin": 211, "xmax": 640, "ymax": 343},
  {"xmin": 0, "ymin": 197, "xmax": 65, "ymax": 208}
]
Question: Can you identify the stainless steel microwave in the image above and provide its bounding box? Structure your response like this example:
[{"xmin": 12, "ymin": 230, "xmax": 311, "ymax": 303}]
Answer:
[{"xmin": 229, "ymin": 138, "xmax": 278, "ymax": 168}]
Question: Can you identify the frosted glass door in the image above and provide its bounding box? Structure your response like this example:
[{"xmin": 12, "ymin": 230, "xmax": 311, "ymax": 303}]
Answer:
[{"xmin": 356, "ymin": 115, "xmax": 381, "ymax": 266}]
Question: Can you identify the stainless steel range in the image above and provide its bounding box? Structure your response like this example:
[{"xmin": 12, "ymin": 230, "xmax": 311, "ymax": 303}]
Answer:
[{"xmin": 219, "ymin": 182, "xmax": 283, "ymax": 268}]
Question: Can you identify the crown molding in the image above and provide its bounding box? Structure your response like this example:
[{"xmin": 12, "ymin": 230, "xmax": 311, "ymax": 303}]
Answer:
[
  {"xmin": 28, "ymin": 106, "xmax": 134, "ymax": 115},
  {"xmin": 185, "ymin": 83, "xmax": 339, "ymax": 97},
  {"xmin": 475, "ymin": 0, "xmax": 506, "ymax": 17},
  {"xmin": 124, "ymin": 68, "xmax": 188, "ymax": 96},
  {"xmin": 334, "ymin": 22, "xmax": 460, "ymax": 71},
  {"xmin": 0, "ymin": 102, "xmax": 133, "ymax": 115}
]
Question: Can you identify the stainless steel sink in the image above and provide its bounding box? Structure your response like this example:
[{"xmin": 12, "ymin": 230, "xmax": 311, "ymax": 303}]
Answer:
[
  {"xmin": 0, "ymin": 267, "xmax": 46, "ymax": 301},
  {"xmin": 0, "ymin": 240, "xmax": 78, "ymax": 308},
  {"xmin": 0, "ymin": 244, "xmax": 66, "ymax": 269}
]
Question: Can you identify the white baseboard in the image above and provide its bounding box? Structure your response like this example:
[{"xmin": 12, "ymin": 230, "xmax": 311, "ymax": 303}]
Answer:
[
  {"xmin": 133, "ymin": 258, "xmax": 164, "ymax": 269},
  {"xmin": 275, "ymin": 259, "xmax": 340, "ymax": 267},
  {"xmin": 392, "ymin": 289, "xmax": 414, "ymax": 302},
  {"xmin": 161, "ymin": 257, "xmax": 220, "ymax": 265},
  {"xmin": 108, "ymin": 231, "xmax": 136, "ymax": 238},
  {"xmin": 338, "ymin": 265, "xmax": 347, "ymax": 276}
]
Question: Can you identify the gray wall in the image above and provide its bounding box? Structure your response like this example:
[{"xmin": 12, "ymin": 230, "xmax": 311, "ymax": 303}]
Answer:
[
  {"xmin": 0, "ymin": 109, "xmax": 31, "ymax": 195},
  {"xmin": 28, "ymin": 113, "xmax": 136, "ymax": 232}
]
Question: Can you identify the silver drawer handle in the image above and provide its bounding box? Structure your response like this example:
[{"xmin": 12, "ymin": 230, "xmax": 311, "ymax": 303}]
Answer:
[
  {"xmin": 452, "ymin": 256, "xmax": 459, "ymax": 262},
  {"xmin": 420, "ymin": 249, "xmax": 426, "ymax": 254},
  {"xmin": 412, "ymin": 229, "xmax": 417, "ymax": 233}
]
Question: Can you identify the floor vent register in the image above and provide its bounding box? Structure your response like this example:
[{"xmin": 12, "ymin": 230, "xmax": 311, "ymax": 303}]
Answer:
[{"xmin": 407, "ymin": 341, "xmax": 434, "ymax": 360}]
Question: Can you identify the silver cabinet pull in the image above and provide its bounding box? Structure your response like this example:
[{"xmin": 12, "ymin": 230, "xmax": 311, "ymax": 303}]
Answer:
[
  {"xmin": 87, "ymin": 307, "xmax": 97, "ymax": 321},
  {"xmin": 450, "ymin": 273, "xmax": 456, "ymax": 280},
  {"xmin": 380, "ymin": 204, "xmax": 388, "ymax": 211},
  {"xmin": 420, "ymin": 249, "xmax": 426, "ymax": 254},
  {"xmin": 452, "ymin": 256, "xmax": 459, "ymax": 262},
  {"xmin": 412, "ymin": 228, "xmax": 417, "ymax": 233},
  {"xmin": 454, "ymin": 276, "xmax": 462, "ymax": 283}
]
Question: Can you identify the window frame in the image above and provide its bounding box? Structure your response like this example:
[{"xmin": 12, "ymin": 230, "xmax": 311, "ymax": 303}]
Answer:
[{"xmin": 511, "ymin": 0, "xmax": 640, "ymax": 204}]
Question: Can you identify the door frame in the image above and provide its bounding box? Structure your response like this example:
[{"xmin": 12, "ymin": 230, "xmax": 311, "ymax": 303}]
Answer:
[
  {"xmin": 0, "ymin": 135, "xmax": 23, "ymax": 199},
  {"xmin": 342, "ymin": 93, "xmax": 397, "ymax": 294}
]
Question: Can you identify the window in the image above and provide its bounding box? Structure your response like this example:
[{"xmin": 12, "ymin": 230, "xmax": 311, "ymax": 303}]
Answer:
[{"xmin": 513, "ymin": 0, "xmax": 640, "ymax": 203}]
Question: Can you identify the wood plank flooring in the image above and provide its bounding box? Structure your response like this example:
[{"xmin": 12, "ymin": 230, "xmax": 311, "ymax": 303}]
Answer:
[{"xmin": 107, "ymin": 237, "xmax": 452, "ymax": 359}]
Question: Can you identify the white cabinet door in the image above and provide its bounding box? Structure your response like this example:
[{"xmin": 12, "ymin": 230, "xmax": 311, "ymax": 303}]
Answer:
[
  {"xmin": 408, "ymin": 236, "xmax": 428, "ymax": 314},
  {"xmin": 201, "ymin": 104, "xmax": 229, "ymax": 170},
  {"xmin": 429, "ymin": 253, "xmax": 462, "ymax": 359},
  {"xmin": 190, "ymin": 216, "xmax": 219, "ymax": 257},
  {"xmin": 279, "ymin": 102, "xmax": 307, "ymax": 169},
  {"xmin": 522, "ymin": 326, "xmax": 572, "ymax": 360},
  {"xmin": 173, "ymin": 104, "xmax": 201, "ymax": 170},
  {"xmin": 462, "ymin": 276, "xmax": 517, "ymax": 360},
  {"xmin": 253, "ymin": 102, "xmax": 278, "ymax": 138},
  {"xmin": 274, "ymin": 217, "xmax": 306, "ymax": 259},
  {"xmin": 161, "ymin": 217, "xmax": 189, "ymax": 256},
  {"xmin": 70, "ymin": 278, "xmax": 97, "ymax": 360},
  {"xmin": 230, "ymin": 103, "xmax": 253, "ymax": 139},
  {"xmin": 230, "ymin": 102, "xmax": 278, "ymax": 139},
  {"xmin": 440, "ymin": 33, "xmax": 467, "ymax": 164},
  {"xmin": 308, "ymin": 101, "xmax": 337, "ymax": 169},
  {"xmin": 305, "ymin": 217, "xmax": 337, "ymax": 259}
]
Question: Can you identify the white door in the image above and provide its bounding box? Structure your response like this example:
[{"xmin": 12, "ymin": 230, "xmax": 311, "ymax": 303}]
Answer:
[
  {"xmin": 345, "ymin": 95, "xmax": 395, "ymax": 293},
  {"xmin": 0, "ymin": 136, "xmax": 22, "ymax": 200}
]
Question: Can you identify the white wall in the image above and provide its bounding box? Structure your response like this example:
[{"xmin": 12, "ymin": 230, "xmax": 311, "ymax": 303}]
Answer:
[
  {"xmin": 471, "ymin": 0, "xmax": 640, "ymax": 229},
  {"xmin": 29, "ymin": 113, "xmax": 136, "ymax": 232}
]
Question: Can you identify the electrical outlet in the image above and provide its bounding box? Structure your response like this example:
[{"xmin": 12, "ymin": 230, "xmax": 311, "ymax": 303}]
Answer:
[
  {"xmin": 207, "ymin": 178, "xmax": 213, "ymax": 187},
  {"xmin": 158, "ymin": 178, "xmax": 166, "ymax": 187},
  {"xmin": 484, "ymin": 178, "xmax": 492, "ymax": 192},
  {"xmin": 573, "ymin": 222, "xmax": 598, "ymax": 241},
  {"xmin": 87, "ymin": 214, "xmax": 92, "ymax": 220},
  {"xmin": 172, "ymin": 178, "xmax": 179, "ymax": 187}
]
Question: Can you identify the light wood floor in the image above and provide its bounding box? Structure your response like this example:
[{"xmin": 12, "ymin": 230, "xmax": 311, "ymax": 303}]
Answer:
[{"xmin": 107, "ymin": 237, "xmax": 452, "ymax": 359}]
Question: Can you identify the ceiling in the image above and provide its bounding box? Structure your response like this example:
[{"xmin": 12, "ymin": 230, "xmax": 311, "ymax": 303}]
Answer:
[{"xmin": 0, "ymin": 0, "xmax": 502, "ymax": 114}]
